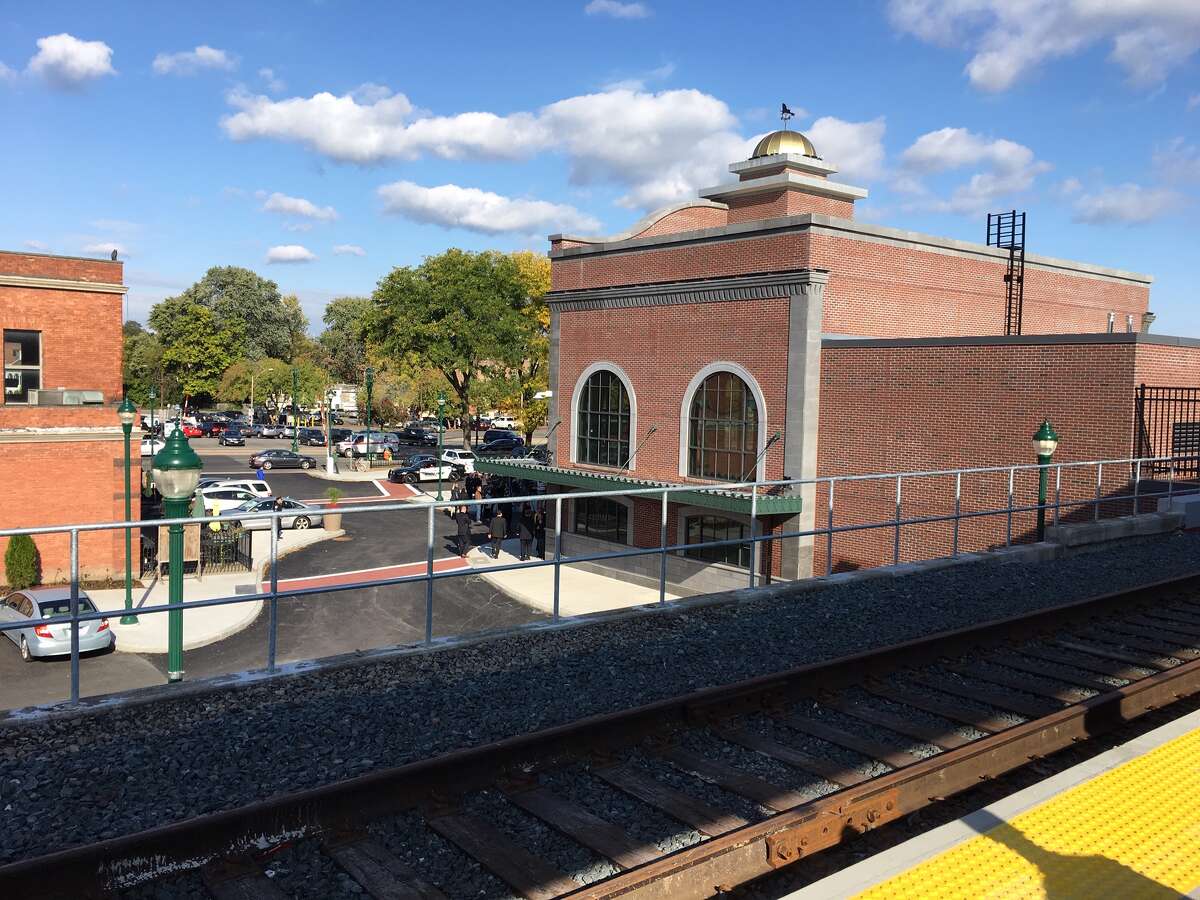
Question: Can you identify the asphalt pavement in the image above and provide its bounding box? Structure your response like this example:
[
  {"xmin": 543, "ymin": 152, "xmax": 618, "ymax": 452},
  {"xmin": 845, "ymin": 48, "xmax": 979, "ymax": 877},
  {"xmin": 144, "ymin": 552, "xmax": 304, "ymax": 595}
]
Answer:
[{"xmin": 0, "ymin": 435, "xmax": 541, "ymax": 711}]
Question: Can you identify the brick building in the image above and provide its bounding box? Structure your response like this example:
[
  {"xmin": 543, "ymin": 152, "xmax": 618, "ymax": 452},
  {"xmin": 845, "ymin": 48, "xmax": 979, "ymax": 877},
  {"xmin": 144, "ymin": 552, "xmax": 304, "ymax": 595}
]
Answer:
[
  {"xmin": 0, "ymin": 250, "xmax": 130, "ymax": 583},
  {"xmin": 477, "ymin": 129, "xmax": 1196, "ymax": 591}
]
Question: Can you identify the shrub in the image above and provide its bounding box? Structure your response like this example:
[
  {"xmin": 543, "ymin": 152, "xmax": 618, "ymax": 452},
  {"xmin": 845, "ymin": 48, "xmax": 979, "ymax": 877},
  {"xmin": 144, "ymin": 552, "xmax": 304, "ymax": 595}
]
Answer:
[
  {"xmin": 4, "ymin": 534, "xmax": 41, "ymax": 590},
  {"xmin": 325, "ymin": 486, "xmax": 344, "ymax": 507}
]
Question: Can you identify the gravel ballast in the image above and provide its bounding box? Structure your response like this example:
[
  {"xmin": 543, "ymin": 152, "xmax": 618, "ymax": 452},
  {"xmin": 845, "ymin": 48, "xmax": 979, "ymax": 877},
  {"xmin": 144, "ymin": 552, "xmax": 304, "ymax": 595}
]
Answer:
[{"xmin": 3, "ymin": 531, "xmax": 1200, "ymax": 868}]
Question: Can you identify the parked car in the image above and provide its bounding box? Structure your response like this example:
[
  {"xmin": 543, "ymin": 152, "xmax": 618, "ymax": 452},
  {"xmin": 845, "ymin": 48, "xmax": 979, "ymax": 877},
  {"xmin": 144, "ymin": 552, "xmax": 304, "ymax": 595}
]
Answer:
[
  {"xmin": 490, "ymin": 414, "xmax": 519, "ymax": 430},
  {"xmin": 339, "ymin": 432, "xmax": 400, "ymax": 458},
  {"xmin": 477, "ymin": 436, "xmax": 526, "ymax": 456},
  {"xmin": 140, "ymin": 437, "xmax": 166, "ymax": 457},
  {"xmin": 259, "ymin": 423, "xmax": 284, "ymax": 439},
  {"xmin": 198, "ymin": 420, "xmax": 225, "ymax": 437},
  {"xmin": 180, "ymin": 423, "xmax": 204, "ymax": 439},
  {"xmin": 482, "ymin": 428, "xmax": 522, "ymax": 445},
  {"xmin": 0, "ymin": 588, "xmax": 112, "ymax": 662},
  {"xmin": 218, "ymin": 427, "xmax": 246, "ymax": 446},
  {"xmin": 396, "ymin": 425, "xmax": 438, "ymax": 446},
  {"xmin": 440, "ymin": 448, "xmax": 477, "ymax": 473},
  {"xmin": 297, "ymin": 428, "xmax": 326, "ymax": 446},
  {"xmin": 280, "ymin": 425, "xmax": 296, "ymax": 439},
  {"xmin": 387, "ymin": 458, "xmax": 464, "ymax": 484},
  {"xmin": 221, "ymin": 497, "xmax": 323, "ymax": 531},
  {"xmin": 249, "ymin": 449, "xmax": 317, "ymax": 470},
  {"xmin": 196, "ymin": 477, "xmax": 272, "ymax": 498},
  {"xmin": 198, "ymin": 484, "xmax": 264, "ymax": 514},
  {"xmin": 329, "ymin": 428, "xmax": 353, "ymax": 444}
]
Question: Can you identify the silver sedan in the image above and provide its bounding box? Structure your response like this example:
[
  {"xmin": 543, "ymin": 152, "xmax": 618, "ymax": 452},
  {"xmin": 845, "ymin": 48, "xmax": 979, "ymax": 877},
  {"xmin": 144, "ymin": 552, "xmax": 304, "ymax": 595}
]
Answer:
[
  {"xmin": 220, "ymin": 497, "xmax": 325, "ymax": 531},
  {"xmin": 0, "ymin": 588, "xmax": 114, "ymax": 662}
]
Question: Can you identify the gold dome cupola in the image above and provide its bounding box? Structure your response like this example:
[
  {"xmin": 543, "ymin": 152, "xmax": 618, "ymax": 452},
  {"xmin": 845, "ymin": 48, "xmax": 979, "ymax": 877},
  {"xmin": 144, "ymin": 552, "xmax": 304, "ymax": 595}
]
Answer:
[{"xmin": 751, "ymin": 129, "xmax": 818, "ymax": 159}]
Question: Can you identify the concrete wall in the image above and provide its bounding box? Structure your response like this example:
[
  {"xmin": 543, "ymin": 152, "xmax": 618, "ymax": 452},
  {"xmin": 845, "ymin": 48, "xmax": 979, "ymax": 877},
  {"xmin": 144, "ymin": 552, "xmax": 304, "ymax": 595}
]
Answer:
[{"xmin": 555, "ymin": 529, "xmax": 750, "ymax": 597}]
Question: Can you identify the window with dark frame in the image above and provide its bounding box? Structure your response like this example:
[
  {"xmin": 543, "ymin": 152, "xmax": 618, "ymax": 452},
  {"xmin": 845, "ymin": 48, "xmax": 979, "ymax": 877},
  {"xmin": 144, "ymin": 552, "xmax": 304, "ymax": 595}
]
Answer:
[
  {"xmin": 683, "ymin": 514, "xmax": 750, "ymax": 568},
  {"xmin": 573, "ymin": 496, "xmax": 629, "ymax": 544},
  {"xmin": 3, "ymin": 330, "xmax": 41, "ymax": 404},
  {"xmin": 687, "ymin": 370, "xmax": 759, "ymax": 481},
  {"xmin": 575, "ymin": 369, "xmax": 631, "ymax": 468}
]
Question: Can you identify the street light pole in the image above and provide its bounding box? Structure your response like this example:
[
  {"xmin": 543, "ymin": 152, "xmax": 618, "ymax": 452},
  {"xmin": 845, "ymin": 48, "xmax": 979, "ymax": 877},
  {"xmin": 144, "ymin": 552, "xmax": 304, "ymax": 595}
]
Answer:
[
  {"xmin": 117, "ymin": 397, "xmax": 138, "ymax": 625},
  {"xmin": 1033, "ymin": 418, "xmax": 1060, "ymax": 541},
  {"xmin": 150, "ymin": 429, "xmax": 203, "ymax": 682},
  {"xmin": 148, "ymin": 386, "xmax": 157, "ymax": 435},
  {"xmin": 291, "ymin": 367, "xmax": 300, "ymax": 454},
  {"xmin": 365, "ymin": 366, "xmax": 375, "ymax": 468},
  {"xmin": 436, "ymin": 390, "xmax": 446, "ymax": 501}
]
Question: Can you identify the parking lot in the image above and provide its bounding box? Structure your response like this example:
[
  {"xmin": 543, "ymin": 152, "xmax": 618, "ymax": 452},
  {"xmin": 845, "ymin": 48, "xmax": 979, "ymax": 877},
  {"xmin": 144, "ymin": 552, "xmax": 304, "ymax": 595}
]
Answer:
[{"xmin": 0, "ymin": 432, "xmax": 543, "ymax": 711}]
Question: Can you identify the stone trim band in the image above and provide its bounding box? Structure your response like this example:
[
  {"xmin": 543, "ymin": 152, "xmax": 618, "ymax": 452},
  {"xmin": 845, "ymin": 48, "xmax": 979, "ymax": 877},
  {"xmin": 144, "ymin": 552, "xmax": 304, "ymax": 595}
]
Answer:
[
  {"xmin": 548, "ymin": 269, "xmax": 831, "ymax": 312},
  {"xmin": 0, "ymin": 274, "xmax": 128, "ymax": 295}
]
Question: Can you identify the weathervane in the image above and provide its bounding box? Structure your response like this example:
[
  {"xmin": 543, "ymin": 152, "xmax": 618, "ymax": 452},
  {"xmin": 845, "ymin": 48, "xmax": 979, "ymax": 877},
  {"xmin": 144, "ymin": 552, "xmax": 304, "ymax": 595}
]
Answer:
[{"xmin": 780, "ymin": 102, "xmax": 795, "ymax": 130}]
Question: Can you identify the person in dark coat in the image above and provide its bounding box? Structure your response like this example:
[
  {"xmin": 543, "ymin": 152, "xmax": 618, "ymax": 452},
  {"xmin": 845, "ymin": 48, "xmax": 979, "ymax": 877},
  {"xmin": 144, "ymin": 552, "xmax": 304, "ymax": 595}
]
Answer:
[
  {"xmin": 489, "ymin": 508, "xmax": 506, "ymax": 559},
  {"xmin": 518, "ymin": 504, "xmax": 535, "ymax": 561},
  {"xmin": 534, "ymin": 507, "xmax": 546, "ymax": 559},
  {"xmin": 454, "ymin": 506, "xmax": 473, "ymax": 558}
]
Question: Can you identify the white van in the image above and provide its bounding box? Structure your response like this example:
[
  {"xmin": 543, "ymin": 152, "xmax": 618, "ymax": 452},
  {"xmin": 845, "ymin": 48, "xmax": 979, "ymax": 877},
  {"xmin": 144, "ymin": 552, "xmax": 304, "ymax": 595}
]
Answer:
[
  {"xmin": 490, "ymin": 414, "xmax": 518, "ymax": 429},
  {"xmin": 196, "ymin": 478, "xmax": 273, "ymax": 499}
]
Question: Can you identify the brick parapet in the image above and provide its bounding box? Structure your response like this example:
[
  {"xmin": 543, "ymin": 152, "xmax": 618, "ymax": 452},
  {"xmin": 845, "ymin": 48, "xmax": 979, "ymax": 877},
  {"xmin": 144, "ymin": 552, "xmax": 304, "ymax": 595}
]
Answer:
[{"xmin": 0, "ymin": 250, "xmax": 122, "ymax": 284}]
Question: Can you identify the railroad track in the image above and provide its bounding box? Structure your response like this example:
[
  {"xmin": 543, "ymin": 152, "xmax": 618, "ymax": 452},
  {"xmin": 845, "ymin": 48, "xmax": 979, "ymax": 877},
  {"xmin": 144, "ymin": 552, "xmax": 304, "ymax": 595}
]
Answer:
[{"xmin": 7, "ymin": 572, "xmax": 1200, "ymax": 899}]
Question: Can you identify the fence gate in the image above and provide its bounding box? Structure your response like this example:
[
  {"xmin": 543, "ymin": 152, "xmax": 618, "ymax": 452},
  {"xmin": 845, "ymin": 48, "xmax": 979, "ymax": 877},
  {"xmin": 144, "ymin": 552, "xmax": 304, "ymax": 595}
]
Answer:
[{"xmin": 1135, "ymin": 384, "xmax": 1200, "ymax": 475}]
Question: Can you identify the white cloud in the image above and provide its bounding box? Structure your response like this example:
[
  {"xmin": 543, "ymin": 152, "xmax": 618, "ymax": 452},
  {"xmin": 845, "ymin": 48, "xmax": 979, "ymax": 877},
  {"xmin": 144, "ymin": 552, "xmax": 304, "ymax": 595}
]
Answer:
[
  {"xmin": 27, "ymin": 33, "xmax": 115, "ymax": 89},
  {"xmin": 1153, "ymin": 137, "xmax": 1200, "ymax": 183},
  {"xmin": 152, "ymin": 45, "xmax": 236, "ymax": 76},
  {"xmin": 259, "ymin": 67, "xmax": 285, "ymax": 93},
  {"xmin": 897, "ymin": 126, "xmax": 1050, "ymax": 214},
  {"xmin": 807, "ymin": 116, "xmax": 887, "ymax": 181},
  {"xmin": 260, "ymin": 191, "xmax": 339, "ymax": 221},
  {"xmin": 82, "ymin": 241, "xmax": 127, "ymax": 257},
  {"xmin": 23, "ymin": 240, "xmax": 49, "ymax": 251},
  {"xmin": 0, "ymin": 61, "xmax": 15, "ymax": 83},
  {"xmin": 887, "ymin": 0, "xmax": 1200, "ymax": 91},
  {"xmin": 333, "ymin": 244, "xmax": 366, "ymax": 256},
  {"xmin": 602, "ymin": 61, "xmax": 675, "ymax": 92},
  {"xmin": 266, "ymin": 244, "xmax": 317, "ymax": 263},
  {"xmin": 1072, "ymin": 183, "xmax": 1183, "ymax": 223},
  {"xmin": 378, "ymin": 181, "xmax": 601, "ymax": 236},
  {"xmin": 585, "ymin": 0, "xmax": 650, "ymax": 19}
]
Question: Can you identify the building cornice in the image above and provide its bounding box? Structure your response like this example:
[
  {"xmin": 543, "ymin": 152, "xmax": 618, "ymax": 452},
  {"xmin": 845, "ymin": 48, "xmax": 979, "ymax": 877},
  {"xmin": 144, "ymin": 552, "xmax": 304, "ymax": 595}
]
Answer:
[
  {"xmin": 820, "ymin": 332, "xmax": 1196, "ymax": 349},
  {"xmin": 0, "ymin": 426, "xmax": 124, "ymax": 443},
  {"xmin": 0, "ymin": 274, "xmax": 128, "ymax": 295},
  {"xmin": 548, "ymin": 269, "xmax": 829, "ymax": 311},
  {"xmin": 698, "ymin": 171, "xmax": 869, "ymax": 204},
  {"xmin": 549, "ymin": 212, "xmax": 1152, "ymax": 286}
]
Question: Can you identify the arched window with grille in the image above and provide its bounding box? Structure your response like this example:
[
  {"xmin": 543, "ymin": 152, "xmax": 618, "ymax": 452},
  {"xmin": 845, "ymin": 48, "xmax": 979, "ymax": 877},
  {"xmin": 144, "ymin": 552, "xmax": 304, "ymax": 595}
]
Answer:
[
  {"xmin": 575, "ymin": 368, "xmax": 631, "ymax": 468},
  {"xmin": 686, "ymin": 370, "xmax": 760, "ymax": 481}
]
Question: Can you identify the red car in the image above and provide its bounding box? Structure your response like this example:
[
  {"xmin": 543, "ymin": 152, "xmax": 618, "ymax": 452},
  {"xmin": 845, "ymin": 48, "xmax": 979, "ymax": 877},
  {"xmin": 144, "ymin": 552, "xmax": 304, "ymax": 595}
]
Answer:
[{"xmin": 181, "ymin": 423, "xmax": 203, "ymax": 438}]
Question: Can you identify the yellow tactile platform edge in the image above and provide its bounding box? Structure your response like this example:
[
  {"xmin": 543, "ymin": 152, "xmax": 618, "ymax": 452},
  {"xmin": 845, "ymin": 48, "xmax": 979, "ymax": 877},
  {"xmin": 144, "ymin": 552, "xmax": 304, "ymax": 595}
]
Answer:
[{"xmin": 854, "ymin": 727, "xmax": 1200, "ymax": 899}]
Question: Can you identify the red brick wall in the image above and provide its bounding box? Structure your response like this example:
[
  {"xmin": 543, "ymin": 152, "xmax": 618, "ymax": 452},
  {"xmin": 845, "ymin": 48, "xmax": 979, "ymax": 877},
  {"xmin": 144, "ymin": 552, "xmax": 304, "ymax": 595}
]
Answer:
[
  {"xmin": 727, "ymin": 190, "xmax": 854, "ymax": 224},
  {"xmin": 0, "ymin": 251, "xmax": 122, "ymax": 284},
  {"xmin": 0, "ymin": 440, "xmax": 128, "ymax": 583},
  {"xmin": 634, "ymin": 205, "xmax": 728, "ymax": 238},
  {"xmin": 814, "ymin": 341, "xmax": 1140, "ymax": 573},
  {"xmin": 556, "ymin": 298, "xmax": 791, "ymax": 486}
]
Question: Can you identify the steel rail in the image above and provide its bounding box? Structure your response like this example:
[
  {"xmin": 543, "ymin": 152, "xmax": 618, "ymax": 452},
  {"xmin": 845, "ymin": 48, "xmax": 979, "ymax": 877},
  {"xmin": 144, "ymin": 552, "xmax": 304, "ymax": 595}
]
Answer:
[{"xmin": 3, "ymin": 571, "xmax": 1200, "ymax": 899}]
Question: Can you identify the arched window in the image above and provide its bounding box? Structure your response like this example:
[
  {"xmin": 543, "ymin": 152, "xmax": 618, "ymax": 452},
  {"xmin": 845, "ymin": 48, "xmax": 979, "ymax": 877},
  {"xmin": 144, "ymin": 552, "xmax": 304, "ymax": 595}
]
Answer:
[
  {"xmin": 687, "ymin": 371, "xmax": 759, "ymax": 481},
  {"xmin": 576, "ymin": 369, "xmax": 631, "ymax": 468}
]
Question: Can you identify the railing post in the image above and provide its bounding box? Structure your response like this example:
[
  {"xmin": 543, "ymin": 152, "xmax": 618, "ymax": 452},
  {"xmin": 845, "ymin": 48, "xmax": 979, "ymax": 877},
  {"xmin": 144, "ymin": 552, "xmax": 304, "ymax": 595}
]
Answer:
[
  {"xmin": 1006, "ymin": 467, "xmax": 1014, "ymax": 547},
  {"xmin": 825, "ymin": 480, "xmax": 834, "ymax": 576},
  {"xmin": 1133, "ymin": 459, "xmax": 1141, "ymax": 514},
  {"xmin": 893, "ymin": 475, "xmax": 902, "ymax": 565},
  {"xmin": 748, "ymin": 485, "xmax": 759, "ymax": 589},
  {"xmin": 659, "ymin": 490, "xmax": 668, "ymax": 604},
  {"xmin": 1054, "ymin": 464, "xmax": 1061, "ymax": 529},
  {"xmin": 1095, "ymin": 461, "xmax": 1103, "ymax": 522},
  {"xmin": 952, "ymin": 472, "xmax": 961, "ymax": 557},
  {"xmin": 268, "ymin": 513, "xmax": 278, "ymax": 673},
  {"xmin": 1168, "ymin": 464, "xmax": 1175, "ymax": 503},
  {"xmin": 553, "ymin": 496, "xmax": 562, "ymax": 621},
  {"xmin": 425, "ymin": 503, "xmax": 435, "ymax": 643},
  {"xmin": 69, "ymin": 528, "xmax": 80, "ymax": 704}
]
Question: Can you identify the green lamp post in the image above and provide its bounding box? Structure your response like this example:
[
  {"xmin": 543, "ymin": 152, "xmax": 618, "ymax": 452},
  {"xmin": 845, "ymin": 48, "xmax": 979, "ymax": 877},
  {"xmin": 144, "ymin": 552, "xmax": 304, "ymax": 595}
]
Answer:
[
  {"xmin": 151, "ymin": 428, "xmax": 203, "ymax": 682},
  {"xmin": 365, "ymin": 366, "xmax": 375, "ymax": 466},
  {"xmin": 326, "ymin": 387, "xmax": 335, "ymax": 472},
  {"xmin": 291, "ymin": 367, "xmax": 300, "ymax": 453},
  {"xmin": 436, "ymin": 390, "xmax": 447, "ymax": 501},
  {"xmin": 1033, "ymin": 419, "xmax": 1060, "ymax": 541},
  {"xmin": 148, "ymin": 386, "xmax": 157, "ymax": 435},
  {"xmin": 117, "ymin": 397, "xmax": 139, "ymax": 625}
]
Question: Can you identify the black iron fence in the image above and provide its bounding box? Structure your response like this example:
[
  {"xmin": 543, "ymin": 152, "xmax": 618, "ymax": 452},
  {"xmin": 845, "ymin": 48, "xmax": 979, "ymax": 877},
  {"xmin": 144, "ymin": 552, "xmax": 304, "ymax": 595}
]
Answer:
[
  {"xmin": 139, "ymin": 525, "xmax": 252, "ymax": 578},
  {"xmin": 1135, "ymin": 384, "xmax": 1200, "ymax": 475}
]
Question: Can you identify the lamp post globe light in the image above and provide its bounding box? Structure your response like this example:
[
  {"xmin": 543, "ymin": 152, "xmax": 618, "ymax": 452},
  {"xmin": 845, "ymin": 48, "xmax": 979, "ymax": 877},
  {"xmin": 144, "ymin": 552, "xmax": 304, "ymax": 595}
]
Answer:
[
  {"xmin": 117, "ymin": 397, "xmax": 139, "ymax": 625},
  {"xmin": 151, "ymin": 429, "xmax": 203, "ymax": 682},
  {"xmin": 436, "ymin": 390, "xmax": 446, "ymax": 501},
  {"xmin": 1033, "ymin": 418, "xmax": 1060, "ymax": 542}
]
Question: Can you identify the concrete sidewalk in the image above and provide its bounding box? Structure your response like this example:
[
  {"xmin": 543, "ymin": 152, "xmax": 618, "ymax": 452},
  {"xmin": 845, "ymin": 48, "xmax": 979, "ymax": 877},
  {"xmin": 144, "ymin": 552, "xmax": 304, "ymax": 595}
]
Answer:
[
  {"xmin": 467, "ymin": 537, "xmax": 678, "ymax": 616},
  {"xmin": 90, "ymin": 527, "xmax": 341, "ymax": 654}
]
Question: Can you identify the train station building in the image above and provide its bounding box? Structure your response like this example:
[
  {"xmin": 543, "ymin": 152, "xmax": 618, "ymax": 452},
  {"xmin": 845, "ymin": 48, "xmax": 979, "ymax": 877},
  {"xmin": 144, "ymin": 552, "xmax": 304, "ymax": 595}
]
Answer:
[
  {"xmin": 0, "ymin": 250, "xmax": 130, "ymax": 582},
  {"xmin": 477, "ymin": 128, "xmax": 1200, "ymax": 592}
]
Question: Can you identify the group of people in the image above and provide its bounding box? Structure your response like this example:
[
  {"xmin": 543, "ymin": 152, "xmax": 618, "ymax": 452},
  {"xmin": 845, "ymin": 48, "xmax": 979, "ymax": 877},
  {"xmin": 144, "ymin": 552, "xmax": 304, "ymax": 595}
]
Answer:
[{"xmin": 449, "ymin": 472, "xmax": 546, "ymax": 561}]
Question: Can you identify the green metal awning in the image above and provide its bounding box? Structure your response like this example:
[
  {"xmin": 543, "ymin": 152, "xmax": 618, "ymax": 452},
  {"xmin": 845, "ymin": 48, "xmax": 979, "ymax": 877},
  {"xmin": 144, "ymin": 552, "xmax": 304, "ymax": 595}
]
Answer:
[{"xmin": 475, "ymin": 459, "xmax": 803, "ymax": 516}]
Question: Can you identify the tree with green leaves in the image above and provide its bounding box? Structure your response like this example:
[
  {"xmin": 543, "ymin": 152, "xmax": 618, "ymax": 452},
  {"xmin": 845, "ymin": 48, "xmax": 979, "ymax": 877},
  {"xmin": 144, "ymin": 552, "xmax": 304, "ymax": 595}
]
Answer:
[
  {"xmin": 505, "ymin": 250, "xmax": 551, "ymax": 444},
  {"xmin": 122, "ymin": 321, "xmax": 167, "ymax": 405},
  {"xmin": 368, "ymin": 250, "xmax": 531, "ymax": 447},
  {"xmin": 318, "ymin": 296, "xmax": 373, "ymax": 384},
  {"xmin": 160, "ymin": 303, "xmax": 242, "ymax": 410}
]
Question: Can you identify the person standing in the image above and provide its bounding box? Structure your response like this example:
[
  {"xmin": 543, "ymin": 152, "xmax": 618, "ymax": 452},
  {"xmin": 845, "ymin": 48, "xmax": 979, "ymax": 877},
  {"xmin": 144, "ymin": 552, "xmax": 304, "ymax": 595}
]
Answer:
[
  {"xmin": 518, "ymin": 504, "xmax": 535, "ymax": 561},
  {"xmin": 273, "ymin": 495, "xmax": 286, "ymax": 539},
  {"xmin": 489, "ymin": 507, "xmax": 506, "ymax": 559},
  {"xmin": 454, "ymin": 506, "xmax": 473, "ymax": 558},
  {"xmin": 472, "ymin": 483, "xmax": 484, "ymax": 524},
  {"xmin": 534, "ymin": 507, "xmax": 546, "ymax": 559}
]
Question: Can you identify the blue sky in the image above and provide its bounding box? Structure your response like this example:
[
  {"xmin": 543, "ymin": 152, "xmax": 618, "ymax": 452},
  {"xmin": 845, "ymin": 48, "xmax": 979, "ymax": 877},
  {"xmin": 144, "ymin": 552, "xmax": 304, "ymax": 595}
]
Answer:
[{"xmin": 3, "ymin": 1, "xmax": 1199, "ymax": 333}]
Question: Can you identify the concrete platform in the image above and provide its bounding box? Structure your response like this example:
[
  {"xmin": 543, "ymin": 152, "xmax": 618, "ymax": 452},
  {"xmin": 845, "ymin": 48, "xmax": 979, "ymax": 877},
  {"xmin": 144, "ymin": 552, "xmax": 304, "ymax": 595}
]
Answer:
[
  {"xmin": 791, "ymin": 706, "xmax": 1200, "ymax": 899},
  {"xmin": 89, "ymin": 526, "xmax": 342, "ymax": 653}
]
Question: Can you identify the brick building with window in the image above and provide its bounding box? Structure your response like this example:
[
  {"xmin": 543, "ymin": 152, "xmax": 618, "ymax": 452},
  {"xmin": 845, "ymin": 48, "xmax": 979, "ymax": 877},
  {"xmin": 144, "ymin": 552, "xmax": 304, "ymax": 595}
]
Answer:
[
  {"xmin": 0, "ymin": 250, "xmax": 131, "ymax": 583},
  {"xmin": 477, "ymin": 128, "xmax": 1200, "ymax": 593}
]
